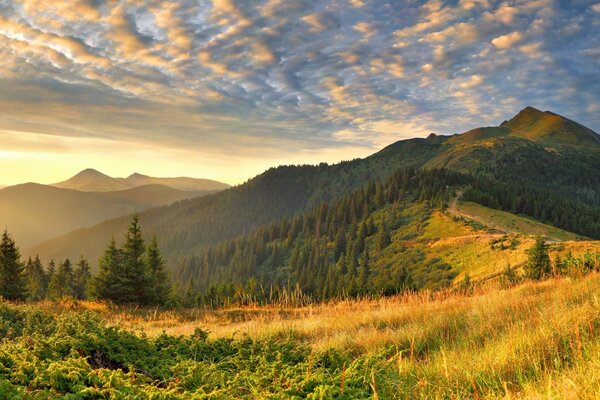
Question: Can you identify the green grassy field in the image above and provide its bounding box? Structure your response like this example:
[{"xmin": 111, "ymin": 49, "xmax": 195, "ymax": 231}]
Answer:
[{"xmin": 2, "ymin": 274, "xmax": 600, "ymax": 398}]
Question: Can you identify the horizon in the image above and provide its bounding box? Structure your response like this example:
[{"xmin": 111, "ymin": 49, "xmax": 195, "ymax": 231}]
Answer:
[{"xmin": 1, "ymin": 1, "xmax": 599, "ymax": 186}]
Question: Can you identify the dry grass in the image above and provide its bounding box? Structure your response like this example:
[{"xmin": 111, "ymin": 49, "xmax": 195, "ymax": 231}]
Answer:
[{"xmin": 31, "ymin": 273, "xmax": 600, "ymax": 398}]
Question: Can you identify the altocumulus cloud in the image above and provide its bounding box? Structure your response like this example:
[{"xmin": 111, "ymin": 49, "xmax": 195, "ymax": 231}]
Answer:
[{"xmin": 0, "ymin": 0, "xmax": 599, "ymax": 183}]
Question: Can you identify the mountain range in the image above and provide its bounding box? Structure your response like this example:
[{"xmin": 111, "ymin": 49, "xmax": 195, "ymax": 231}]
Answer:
[
  {"xmin": 52, "ymin": 169, "xmax": 230, "ymax": 192},
  {"xmin": 0, "ymin": 170, "xmax": 229, "ymax": 248},
  {"xmin": 25, "ymin": 106, "xmax": 600, "ymax": 278}
]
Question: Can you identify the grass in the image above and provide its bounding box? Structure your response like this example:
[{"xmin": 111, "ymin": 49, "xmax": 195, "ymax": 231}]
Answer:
[
  {"xmin": 14, "ymin": 273, "xmax": 600, "ymax": 398},
  {"xmin": 456, "ymin": 201, "xmax": 581, "ymax": 241}
]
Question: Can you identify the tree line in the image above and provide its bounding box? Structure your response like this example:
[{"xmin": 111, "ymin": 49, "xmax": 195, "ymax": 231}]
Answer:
[
  {"xmin": 0, "ymin": 217, "xmax": 171, "ymax": 305},
  {"xmin": 173, "ymin": 168, "xmax": 467, "ymax": 307}
]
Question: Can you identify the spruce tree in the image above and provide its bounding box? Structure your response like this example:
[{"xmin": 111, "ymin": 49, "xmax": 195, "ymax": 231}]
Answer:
[
  {"xmin": 94, "ymin": 237, "xmax": 124, "ymax": 302},
  {"xmin": 0, "ymin": 230, "xmax": 26, "ymax": 300},
  {"xmin": 122, "ymin": 215, "xmax": 148, "ymax": 303},
  {"xmin": 73, "ymin": 257, "xmax": 91, "ymax": 300},
  {"xmin": 376, "ymin": 219, "xmax": 391, "ymax": 253},
  {"xmin": 146, "ymin": 237, "xmax": 170, "ymax": 305},
  {"xmin": 48, "ymin": 259, "xmax": 74, "ymax": 300},
  {"xmin": 525, "ymin": 237, "xmax": 551, "ymax": 280},
  {"xmin": 25, "ymin": 255, "xmax": 47, "ymax": 301},
  {"xmin": 358, "ymin": 247, "xmax": 370, "ymax": 294}
]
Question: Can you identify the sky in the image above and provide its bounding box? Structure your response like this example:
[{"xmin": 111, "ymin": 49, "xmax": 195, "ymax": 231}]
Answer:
[{"xmin": 0, "ymin": 0, "xmax": 599, "ymax": 186}]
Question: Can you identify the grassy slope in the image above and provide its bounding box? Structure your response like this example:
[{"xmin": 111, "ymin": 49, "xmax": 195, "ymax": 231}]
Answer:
[
  {"xmin": 369, "ymin": 202, "xmax": 597, "ymax": 284},
  {"xmin": 456, "ymin": 200, "xmax": 582, "ymax": 241},
  {"xmin": 11, "ymin": 273, "xmax": 600, "ymax": 398}
]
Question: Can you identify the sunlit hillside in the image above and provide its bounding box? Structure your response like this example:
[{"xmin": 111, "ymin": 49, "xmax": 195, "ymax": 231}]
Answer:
[{"xmin": 2, "ymin": 273, "xmax": 600, "ymax": 398}]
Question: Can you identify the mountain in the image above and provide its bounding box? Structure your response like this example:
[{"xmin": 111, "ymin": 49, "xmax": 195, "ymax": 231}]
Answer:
[
  {"xmin": 28, "ymin": 107, "xmax": 600, "ymax": 272},
  {"xmin": 120, "ymin": 173, "xmax": 229, "ymax": 192},
  {"xmin": 0, "ymin": 183, "xmax": 209, "ymax": 248},
  {"xmin": 53, "ymin": 168, "xmax": 130, "ymax": 192},
  {"xmin": 53, "ymin": 169, "xmax": 231, "ymax": 192}
]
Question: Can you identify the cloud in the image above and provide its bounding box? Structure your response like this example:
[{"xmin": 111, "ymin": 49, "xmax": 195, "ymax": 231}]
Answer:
[
  {"xmin": 0, "ymin": 0, "xmax": 598, "ymax": 185},
  {"xmin": 592, "ymin": 4, "xmax": 600, "ymax": 12},
  {"xmin": 491, "ymin": 31, "xmax": 524, "ymax": 49}
]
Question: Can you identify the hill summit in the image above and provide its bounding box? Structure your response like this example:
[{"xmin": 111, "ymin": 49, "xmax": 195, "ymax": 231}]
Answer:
[
  {"xmin": 500, "ymin": 106, "xmax": 600, "ymax": 146},
  {"xmin": 53, "ymin": 168, "xmax": 128, "ymax": 192},
  {"xmin": 53, "ymin": 170, "xmax": 230, "ymax": 192}
]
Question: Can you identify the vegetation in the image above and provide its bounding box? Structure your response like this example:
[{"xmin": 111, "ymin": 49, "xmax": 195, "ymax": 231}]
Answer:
[
  {"xmin": 2, "ymin": 273, "xmax": 600, "ymax": 398},
  {"xmin": 0, "ymin": 217, "xmax": 170, "ymax": 306},
  {"xmin": 174, "ymin": 168, "xmax": 466, "ymax": 305}
]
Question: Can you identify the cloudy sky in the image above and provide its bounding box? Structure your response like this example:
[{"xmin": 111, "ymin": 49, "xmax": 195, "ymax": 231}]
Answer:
[{"xmin": 0, "ymin": 0, "xmax": 599, "ymax": 186}]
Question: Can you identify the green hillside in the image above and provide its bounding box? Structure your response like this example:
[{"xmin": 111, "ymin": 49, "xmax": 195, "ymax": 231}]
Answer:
[{"xmin": 28, "ymin": 107, "xmax": 600, "ymax": 283}]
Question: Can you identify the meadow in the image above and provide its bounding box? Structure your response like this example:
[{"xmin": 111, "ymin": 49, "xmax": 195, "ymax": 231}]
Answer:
[{"xmin": 2, "ymin": 273, "xmax": 600, "ymax": 398}]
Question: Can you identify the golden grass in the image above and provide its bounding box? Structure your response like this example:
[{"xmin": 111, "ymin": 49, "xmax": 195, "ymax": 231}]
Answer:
[{"xmin": 33, "ymin": 273, "xmax": 600, "ymax": 398}]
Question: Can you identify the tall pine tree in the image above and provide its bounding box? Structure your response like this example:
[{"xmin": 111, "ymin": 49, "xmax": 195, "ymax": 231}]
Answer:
[
  {"xmin": 122, "ymin": 215, "xmax": 148, "ymax": 303},
  {"xmin": 145, "ymin": 237, "xmax": 170, "ymax": 305},
  {"xmin": 73, "ymin": 257, "xmax": 91, "ymax": 300},
  {"xmin": 0, "ymin": 230, "xmax": 26, "ymax": 300},
  {"xmin": 94, "ymin": 237, "xmax": 124, "ymax": 302},
  {"xmin": 25, "ymin": 255, "xmax": 47, "ymax": 301}
]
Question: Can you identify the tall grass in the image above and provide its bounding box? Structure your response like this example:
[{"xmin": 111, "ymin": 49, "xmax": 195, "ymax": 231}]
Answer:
[{"xmin": 29, "ymin": 274, "xmax": 600, "ymax": 398}]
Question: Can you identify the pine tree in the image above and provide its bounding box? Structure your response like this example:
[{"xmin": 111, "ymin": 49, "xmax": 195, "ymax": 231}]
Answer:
[
  {"xmin": 94, "ymin": 237, "xmax": 125, "ymax": 302},
  {"xmin": 146, "ymin": 237, "xmax": 170, "ymax": 305},
  {"xmin": 0, "ymin": 230, "xmax": 26, "ymax": 300},
  {"xmin": 48, "ymin": 259, "xmax": 74, "ymax": 300},
  {"xmin": 376, "ymin": 219, "xmax": 391, "ymax": 253},
  {"xmin": 358, "ymin": 247, "xmax": 370, "ymax": 294},
  {"xmin": 73, "ymin": 257, "xmax": 91, "ymax": 300},
  {"xmin": 122, "ymin": 215, "xmax": 148, "ymax": 303},
  {"xmin": 25, "ymin": 255, "xmax": 47, "ymax": 301},
  {"xmin": 525, "ymin": 237, "xmax": 551, "ymax": 280}
]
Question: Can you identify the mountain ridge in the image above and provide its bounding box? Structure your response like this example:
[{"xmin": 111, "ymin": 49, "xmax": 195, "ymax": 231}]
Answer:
[
  {"xmin": 52, "ymin": 169, "xmax": 230, "ymax": 192},
  {"xmin": 26, "ymin": 107, "xmax": 600, "ymax": 269}
]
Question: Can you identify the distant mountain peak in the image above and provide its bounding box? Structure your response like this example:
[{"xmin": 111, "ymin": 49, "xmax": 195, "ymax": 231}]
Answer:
[
  {"xmin": 74, "ymin": 168, "xmax": 110, "ymax": 177},
  {"xmin": 127, "ymin": 172, "xmax": 148, "ymax": 179},
  {"xmin": 53, "ymin": 168, "xmax": 129, "ymax": 192}
]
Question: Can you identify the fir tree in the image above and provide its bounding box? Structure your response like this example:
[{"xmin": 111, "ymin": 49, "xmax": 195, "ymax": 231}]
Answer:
[
  {"xmin": 122, "ymin": 215, "xmax": 148, "ymax": 303},
  {"xmin": 73, "ymin": 257, "xmax": 91, "ymax": 300},
  {"xmin": 25, "ymin": 255, "xmax": 47, "ymax": 301},
  {"xmin": 94, "ymin": 237, "xmax": 124, "ymax": 302},
  {"xmin": 525, "ymin": 237, "xmax": 551, "ymax": 280},
  {"xmin": 0, "ymin": 230, "xmax": 26, "ymax": 300},
  {"xmin": 145, "ymin": 237, "xmax": 170, "ymax": 305}
]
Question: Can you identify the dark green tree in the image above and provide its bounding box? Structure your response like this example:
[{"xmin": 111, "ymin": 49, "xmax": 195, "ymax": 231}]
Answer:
[
  {"xmin": 73, "ymin": 257, "xmax": 91, "ymax": 300},
  {"xmin": 25, "ymin": 255, "xmax": 47, "ymax": 301},
  {"xmin": 48, "ymin": 259, "xmax": 74, "ymax": 300},
  {"xmin": 0, "ymin": 230, "xmax": 26, "ymax": 300},
  {"xmin": 376, "ymin": 219, "xmax": 391, "ymax": 253},
  {"xmin": 525, "ymin": 237, "xmax": 551, "ymax": 280},
  {"xmin": 94, "ymin": 237, "xmax": 124, "ymax": 302},
  {"xmin": 145, "ymin": 237, "xmax": 170, "ymax": 305},
  {"xmin": 122, "ymin": 215, "xmax": 148, "ymax": 303}
]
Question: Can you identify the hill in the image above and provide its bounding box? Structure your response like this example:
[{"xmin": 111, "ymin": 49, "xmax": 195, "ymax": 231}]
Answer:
[
  {"xmin": 29, "ymin": 107, "xmax": 600, "ymax": 283},
  {"xmin": 53, "ymin": 168, "xmax": 230, "ymax": 192},
  {"xmin": 53, "ymin": 168, "xmax": 130, "ymax": 192},
  {"xmin": 0, "ymin": 183, "xmax": 208, "ymax": 248},
  {"xmin": 120, "ymin": 173, "xmax": 229, "ymax": 192}
]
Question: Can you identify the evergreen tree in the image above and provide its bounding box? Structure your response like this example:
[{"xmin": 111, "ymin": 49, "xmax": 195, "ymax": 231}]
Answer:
[
  {"xmin": 122, "ymin": 215, "xmax": 148, "ymax": 303},
  {"xmin": 145, "ymin": 237, "xmax": 170, "ymax": 305},
  {"xmin": 73, "ymin": 257, "xmax": 91, "ymax": 300},
  {"xmin": 358, "ymin": 247, "xmax": 370, "ymax": 294},
  {"xmin": 94, "ymin": 237, "xmax": 124, "ymax": 302},
  {"xmin": 376, "ymin": 219, "xmax": 391, "ymax": 253},
  {"xmin": 25, "ymin": 255, "xmax": 47, "ymax": 301},
  {"xmin": 525, "ymin": 237, "xmax": 551, "ymax": 280},
  {"xmin": 0, "ymin": 230, "xmax": 26, "ymax": 300}
]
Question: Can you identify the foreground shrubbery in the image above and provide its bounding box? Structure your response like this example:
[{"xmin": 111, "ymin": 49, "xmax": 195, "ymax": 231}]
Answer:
[{"xmin": 2, "ymin": 274, "xmax": 600, "ymax": 398}]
